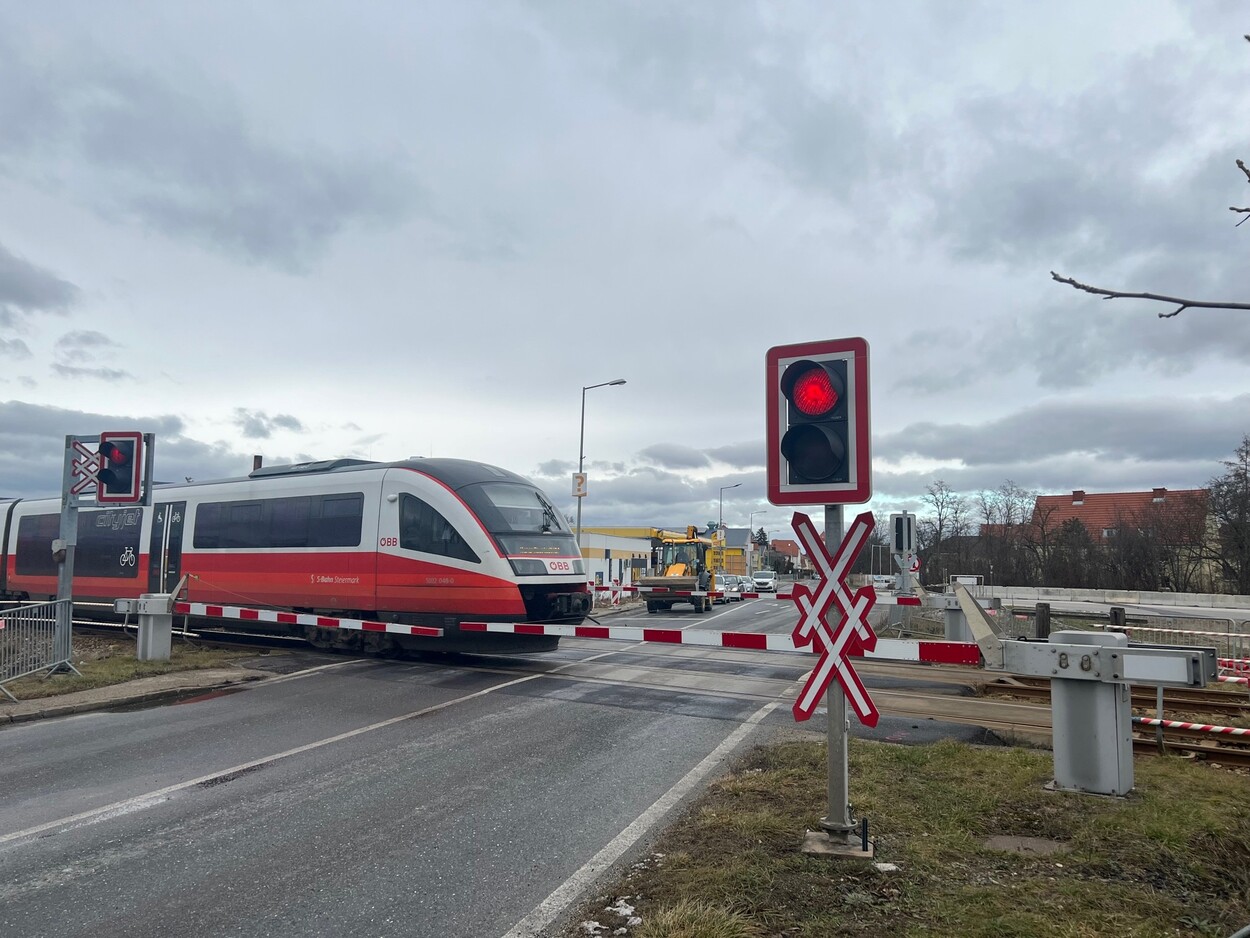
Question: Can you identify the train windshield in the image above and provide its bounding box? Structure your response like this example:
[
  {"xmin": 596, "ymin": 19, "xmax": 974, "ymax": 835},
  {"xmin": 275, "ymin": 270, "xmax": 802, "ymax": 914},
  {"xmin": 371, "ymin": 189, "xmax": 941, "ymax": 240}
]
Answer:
[{"xmin": 460, "ymin": 482, "xmax": 582, "ymax": 567}]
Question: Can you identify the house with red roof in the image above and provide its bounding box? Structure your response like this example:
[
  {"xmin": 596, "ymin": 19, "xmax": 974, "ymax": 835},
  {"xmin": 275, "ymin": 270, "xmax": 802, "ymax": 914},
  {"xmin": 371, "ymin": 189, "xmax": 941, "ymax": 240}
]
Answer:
[{"xmin": 1026, "ymin": 486, "xmax": 1214, "ymax": 591}]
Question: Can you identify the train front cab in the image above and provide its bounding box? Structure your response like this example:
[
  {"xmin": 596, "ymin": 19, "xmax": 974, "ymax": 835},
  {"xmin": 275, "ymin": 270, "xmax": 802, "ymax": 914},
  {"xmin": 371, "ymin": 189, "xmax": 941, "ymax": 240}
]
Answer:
[{"xmin": 375, "ymin": 466, "xmax": 590, "ymax": 652}]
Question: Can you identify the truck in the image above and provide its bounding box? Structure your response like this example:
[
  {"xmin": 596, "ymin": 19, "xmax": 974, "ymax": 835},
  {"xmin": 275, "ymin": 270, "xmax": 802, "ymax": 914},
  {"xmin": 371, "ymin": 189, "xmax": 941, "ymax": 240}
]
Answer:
[{"xmin": 638, "ymin": 527, "xmax": 716, "ymax": 613}]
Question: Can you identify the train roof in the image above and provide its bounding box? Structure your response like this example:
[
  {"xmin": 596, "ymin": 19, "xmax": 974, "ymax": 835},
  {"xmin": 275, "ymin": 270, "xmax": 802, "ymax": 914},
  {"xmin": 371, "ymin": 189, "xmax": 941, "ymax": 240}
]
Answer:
[
  {"xmin": 235, "ymin": 457, "xmax": 537, "ymax": 491},
  {"xmin": 12, "ymin": 458, "xmax": 541, "ymax": 506}
]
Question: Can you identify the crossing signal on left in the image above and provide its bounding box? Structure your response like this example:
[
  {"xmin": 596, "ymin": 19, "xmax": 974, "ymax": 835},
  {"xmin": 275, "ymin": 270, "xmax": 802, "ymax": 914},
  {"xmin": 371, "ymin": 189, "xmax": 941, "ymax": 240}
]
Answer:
[{"xmin": 96, "ymin": 431, "xmax": 144, "ymax": 504}]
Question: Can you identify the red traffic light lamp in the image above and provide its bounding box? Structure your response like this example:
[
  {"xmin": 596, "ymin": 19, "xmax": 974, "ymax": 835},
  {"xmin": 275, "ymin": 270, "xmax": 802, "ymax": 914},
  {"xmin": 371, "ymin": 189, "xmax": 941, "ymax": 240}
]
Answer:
[{"xmin": 766, "ymin": 338, "xmax": 871, "ymax": 505}]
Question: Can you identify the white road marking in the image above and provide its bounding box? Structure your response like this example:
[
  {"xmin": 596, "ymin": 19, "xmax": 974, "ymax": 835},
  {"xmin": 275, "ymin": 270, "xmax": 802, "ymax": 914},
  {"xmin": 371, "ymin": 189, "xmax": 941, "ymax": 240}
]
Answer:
[{"xmin": 499, "ymin": 699, "xmax": 780, "ymax": 938}]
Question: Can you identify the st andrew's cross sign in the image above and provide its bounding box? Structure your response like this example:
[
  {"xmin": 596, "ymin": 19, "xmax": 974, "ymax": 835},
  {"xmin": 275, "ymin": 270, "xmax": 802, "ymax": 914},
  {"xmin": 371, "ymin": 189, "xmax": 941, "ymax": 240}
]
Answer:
[{"xmin": 788, "ymin": 510, "xmax": 880, "ymax": 726}]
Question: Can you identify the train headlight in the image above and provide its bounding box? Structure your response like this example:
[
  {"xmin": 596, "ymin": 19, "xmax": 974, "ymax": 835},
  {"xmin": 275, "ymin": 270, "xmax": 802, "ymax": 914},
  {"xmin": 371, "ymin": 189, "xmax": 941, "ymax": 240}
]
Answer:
[{"xmin": 509, "ymin": 559, "xmax": 549, "ymax": 576}]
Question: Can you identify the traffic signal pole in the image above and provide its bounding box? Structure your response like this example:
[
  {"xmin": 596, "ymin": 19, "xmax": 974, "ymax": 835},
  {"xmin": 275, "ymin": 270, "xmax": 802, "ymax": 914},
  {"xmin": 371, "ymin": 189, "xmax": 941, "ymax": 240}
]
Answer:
[
  {"xmin": 54, "ymin": 437, "xmax": 80, "ymax": 670},
  {"xmin": 820, "ymin": 503, "xmax": 856, "ymax": 841}
]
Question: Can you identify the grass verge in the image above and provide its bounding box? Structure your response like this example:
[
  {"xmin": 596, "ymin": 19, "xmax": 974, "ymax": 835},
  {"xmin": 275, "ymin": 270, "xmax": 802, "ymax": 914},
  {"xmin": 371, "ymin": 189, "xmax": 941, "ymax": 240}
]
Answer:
[
  {"xmin": 568, "ymin": 738, "xmax": 1250, "ymax": 938},
  {"xmin": 1, "ymin": 636, "xmax": 267, "ymax": 700}
]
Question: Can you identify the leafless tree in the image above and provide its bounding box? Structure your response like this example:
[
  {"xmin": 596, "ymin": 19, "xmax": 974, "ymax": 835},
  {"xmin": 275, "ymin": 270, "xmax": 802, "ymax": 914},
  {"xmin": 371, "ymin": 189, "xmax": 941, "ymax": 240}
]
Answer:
[
  {"xmin": 1208, "ymin": 435, "xmax": 1250, "ymax": 594},
  {"xmin": 1052, "ymin": 38, "xmax": 1250, "ymax": 318}
]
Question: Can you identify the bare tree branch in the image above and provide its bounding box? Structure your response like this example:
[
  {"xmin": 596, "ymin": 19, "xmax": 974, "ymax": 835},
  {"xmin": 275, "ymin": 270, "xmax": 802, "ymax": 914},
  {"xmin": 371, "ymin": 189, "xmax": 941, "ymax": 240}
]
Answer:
[
  {"xmin": 1239, "ymin": 157, "xmax": 1250, "ymax": 184},
  {"xmin": 1050, "ymin": 271, "xmax": 1250, "ymax": 318}
]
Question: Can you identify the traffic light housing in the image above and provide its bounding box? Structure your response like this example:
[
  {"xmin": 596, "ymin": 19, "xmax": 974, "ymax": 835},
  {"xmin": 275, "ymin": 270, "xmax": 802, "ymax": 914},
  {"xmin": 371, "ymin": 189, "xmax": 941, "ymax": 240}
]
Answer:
[
  {"xmin": 766, "ymin": 337, "xmax": 871, "ymax": 505},
  {"xmin": 96, "ymin": 431, "xmax": 143, "ymax": 504},
  {"xmin": 890, "ymin": 512, "xmax": 916, "ymax": 553}
]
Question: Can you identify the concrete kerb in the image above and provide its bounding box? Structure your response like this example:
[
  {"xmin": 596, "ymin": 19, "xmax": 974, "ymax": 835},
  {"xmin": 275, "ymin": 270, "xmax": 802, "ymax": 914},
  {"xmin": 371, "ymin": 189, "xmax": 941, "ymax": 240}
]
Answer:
[
  {"xmin": 0, "ymin": 668, "xmax": 272, "ymax": 726},
  {"xmin": 0, "ymin": 597, "xmax": 648, "ymax": 727}
]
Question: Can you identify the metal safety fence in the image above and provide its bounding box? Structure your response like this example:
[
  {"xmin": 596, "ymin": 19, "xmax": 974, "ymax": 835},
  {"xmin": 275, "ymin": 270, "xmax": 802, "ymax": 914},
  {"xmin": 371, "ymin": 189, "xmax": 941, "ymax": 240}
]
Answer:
[{"xmin": 0, "ymin": 600, "xmax": 77, "ymax": 701}]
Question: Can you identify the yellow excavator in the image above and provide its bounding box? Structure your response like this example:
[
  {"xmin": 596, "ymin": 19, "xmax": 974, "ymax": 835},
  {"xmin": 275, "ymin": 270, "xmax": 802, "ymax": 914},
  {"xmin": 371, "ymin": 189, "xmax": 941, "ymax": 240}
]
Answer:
[{"xmin": 639, "ymin": 526, "xmax": 715, "ymax": 613}]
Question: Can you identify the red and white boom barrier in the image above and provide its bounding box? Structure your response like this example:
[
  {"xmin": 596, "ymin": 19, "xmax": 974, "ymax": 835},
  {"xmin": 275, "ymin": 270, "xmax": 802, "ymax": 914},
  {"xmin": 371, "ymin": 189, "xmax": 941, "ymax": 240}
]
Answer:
[
  {"xmin": 172, "ymin": 602, "xmax": 443, "ymax": 638},
  {"xmin": 460, "ymin": 621, "xmax": 981, "ymax": 665}
]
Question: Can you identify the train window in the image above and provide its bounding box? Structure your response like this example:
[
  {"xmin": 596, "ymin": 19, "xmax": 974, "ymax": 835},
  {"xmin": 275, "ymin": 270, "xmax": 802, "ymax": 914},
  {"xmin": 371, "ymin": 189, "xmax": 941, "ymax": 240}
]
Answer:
[
  {"xmin": 467, "ymin": 483, "xmax": 570, "ymax": 534},
  {"xmin": 193, "ymin": 493, "xmax": 363, "ymax": 549},
  {"xmin": 15, "ymin": 513, "xmax": 59, "ymax": 576},
  {"xmin": 269, "ymin": 497, "xmax": 312, "ymax": 548},
  {"xmin": 398, "ymin": 494, "xmax": 479, "ymax": 563},
  {"xmin": 309, "ymin": 494, "xmax": 364, "ymax": 547},
  {"xmin": 76, "ymin": 509, "xmax": 143, "ymax": 578},
  {"xmin": 228, "ymin": 502, "xmax": 265, "ymax": 548},
  {"xmin": 14, "ymin": 510, "xmax": 141, "ymax": 579}
]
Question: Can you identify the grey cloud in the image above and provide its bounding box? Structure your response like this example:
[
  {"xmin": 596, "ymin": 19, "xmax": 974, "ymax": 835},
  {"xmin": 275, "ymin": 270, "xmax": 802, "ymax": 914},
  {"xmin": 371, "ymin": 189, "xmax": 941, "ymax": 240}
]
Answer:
[
  {"xmin": 0, "ymin": 37, "xmax": 422, "ymax": 272},
  {"xmin": 877, "ymin": 395, "xmax": 1249, "ymax": 467},
  {"xmin": 52, "ymin": 364, "xmax": 130, "ymax": 380},
  {"xmin": 535, "ymin": 459, "xmax": 575, "ymax": 477},
  {"xmin": 51, "ymin": 330, "xmax": 127, "ymax": 380},
  {"xmin": 637, "ymin": 443, "xmax": 710, "ymax": 470},
  {"xmin": 55, "ymin": 330, "xmax": 118, "ymax": 362},
  {"xmin": 232, "ymin": 408, "xmax": 305, "ymax": 440},
  {"xmin": 0, "ymin": 338, "xmax": 32, "ymax": 360},
  {"xmin": 704, "ymin": 440, "xmax": 765, "ymax": 469},
  {"xmin": 0, "ymin": 242, "xmax": 79, "ymax": 327}
]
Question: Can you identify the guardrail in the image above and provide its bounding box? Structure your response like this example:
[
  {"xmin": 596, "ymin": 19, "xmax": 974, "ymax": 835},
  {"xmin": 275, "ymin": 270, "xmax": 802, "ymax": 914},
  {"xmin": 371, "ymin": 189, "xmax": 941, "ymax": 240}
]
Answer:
[{"xmin": 0, "ymin": 600, "xmax": 77, "ymax": 701}]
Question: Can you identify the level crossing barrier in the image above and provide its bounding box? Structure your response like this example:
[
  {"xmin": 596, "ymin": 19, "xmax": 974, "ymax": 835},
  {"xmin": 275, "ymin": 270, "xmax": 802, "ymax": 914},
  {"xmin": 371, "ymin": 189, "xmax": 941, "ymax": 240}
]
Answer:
[{"xmin": 0, "ymin": 600, "xmax": 77, "ymax": 701}]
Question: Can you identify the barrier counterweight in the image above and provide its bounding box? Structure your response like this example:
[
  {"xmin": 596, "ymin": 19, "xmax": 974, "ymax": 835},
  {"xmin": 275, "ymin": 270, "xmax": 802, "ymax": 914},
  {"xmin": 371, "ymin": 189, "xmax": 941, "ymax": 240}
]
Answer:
[{"xmin": 0, "ymin": 600, "xmax": 79, "ymax": 701}]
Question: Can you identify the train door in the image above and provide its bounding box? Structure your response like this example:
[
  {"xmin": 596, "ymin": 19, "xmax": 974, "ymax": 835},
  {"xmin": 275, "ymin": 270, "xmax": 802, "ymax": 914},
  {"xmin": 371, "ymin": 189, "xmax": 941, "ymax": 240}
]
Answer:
[{"xmin": 147, "ymin": 501, "xmax": 187, "ymax": 593}]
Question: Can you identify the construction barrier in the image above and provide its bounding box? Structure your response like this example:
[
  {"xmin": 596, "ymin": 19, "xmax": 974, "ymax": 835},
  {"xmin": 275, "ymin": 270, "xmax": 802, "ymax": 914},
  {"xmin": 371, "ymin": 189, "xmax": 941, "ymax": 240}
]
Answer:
[
  {"xmin": 0, "ymin": 600, "xmax": 75, "ymax": 701},
  {"xmin": 1132, "ymin": 716, "xmax": 1250, "ymax": 738}
]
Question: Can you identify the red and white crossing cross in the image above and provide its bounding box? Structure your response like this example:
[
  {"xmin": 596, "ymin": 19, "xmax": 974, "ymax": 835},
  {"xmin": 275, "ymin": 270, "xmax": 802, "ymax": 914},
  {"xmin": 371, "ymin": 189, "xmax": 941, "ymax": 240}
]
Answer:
[
  {"xmin": 789, "ymin": 510, "xmax": 880, "ymax": 726},
  {"xmin": 69, "ymin": 439, "xmax": 104, "ymax": 495}
]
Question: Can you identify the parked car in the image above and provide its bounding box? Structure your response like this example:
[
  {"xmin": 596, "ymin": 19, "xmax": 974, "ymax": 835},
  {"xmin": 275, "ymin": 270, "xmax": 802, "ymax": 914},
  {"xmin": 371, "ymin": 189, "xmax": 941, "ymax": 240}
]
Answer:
[{"xmin": 752, "ymin": 569, "xmax": 777, "ymax": 592}]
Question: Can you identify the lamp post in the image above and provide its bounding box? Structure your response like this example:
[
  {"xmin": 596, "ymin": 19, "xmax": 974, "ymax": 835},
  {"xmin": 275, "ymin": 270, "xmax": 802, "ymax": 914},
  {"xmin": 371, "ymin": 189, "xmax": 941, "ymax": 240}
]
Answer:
[
  {"xmin": 747, "ymin": 508, "xmax": 767, "ymax": 574},
  {"xmin": 575, "ymin": 378, "xmax": 627, "ymax": 556},
  {"xmin": 718, "ymin": 483, "xmax": 741, "ymax": 533},
  {"xmin": 715, "ymin": 483, "xmax": 741, "ymax": 574}
]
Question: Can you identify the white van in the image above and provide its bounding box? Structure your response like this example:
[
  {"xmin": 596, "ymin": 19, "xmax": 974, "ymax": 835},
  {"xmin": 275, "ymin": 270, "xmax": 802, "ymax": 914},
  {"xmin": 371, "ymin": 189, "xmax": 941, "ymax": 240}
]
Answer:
[{"xmin": 752, "ymin": 569, "xmax": 777, "ymax": 592}]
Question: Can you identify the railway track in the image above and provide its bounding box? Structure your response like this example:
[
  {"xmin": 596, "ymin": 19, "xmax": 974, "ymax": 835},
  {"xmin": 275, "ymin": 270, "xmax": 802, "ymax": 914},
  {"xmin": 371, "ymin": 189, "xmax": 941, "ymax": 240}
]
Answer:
[
  {"xmin": 66, "ymin": 617, "xmax": 1250, "ymax": 767},
  {"xmin": 980, "ymin": 675, "xmax": 1250, "ymax": 717}
]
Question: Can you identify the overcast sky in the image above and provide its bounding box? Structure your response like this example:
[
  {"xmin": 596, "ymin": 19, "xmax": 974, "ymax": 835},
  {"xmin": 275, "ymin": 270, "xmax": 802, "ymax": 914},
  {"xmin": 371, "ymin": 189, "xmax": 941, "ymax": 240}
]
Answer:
[{"xmin": 2, "ymin": 1, "xmax": 1248, "ymax": 537}]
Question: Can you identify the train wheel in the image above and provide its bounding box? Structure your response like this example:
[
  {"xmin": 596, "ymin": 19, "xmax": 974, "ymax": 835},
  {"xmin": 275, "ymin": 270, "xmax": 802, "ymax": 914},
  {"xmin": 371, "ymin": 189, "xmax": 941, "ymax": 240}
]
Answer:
[{"xmin": 361, "ymin": 632, "xmax": 398, "ymax": 656}]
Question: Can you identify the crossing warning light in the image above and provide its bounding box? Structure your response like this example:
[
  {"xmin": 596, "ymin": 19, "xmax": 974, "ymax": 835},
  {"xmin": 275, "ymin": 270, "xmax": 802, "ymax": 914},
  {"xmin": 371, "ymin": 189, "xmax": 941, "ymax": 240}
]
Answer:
[
  {"xmin": 766, "ymin": 338, "xmax": 871, "ymax": 506},
  {"xmin": 96, "ymin": 431, "xmax": 143, "ymax": 504}
]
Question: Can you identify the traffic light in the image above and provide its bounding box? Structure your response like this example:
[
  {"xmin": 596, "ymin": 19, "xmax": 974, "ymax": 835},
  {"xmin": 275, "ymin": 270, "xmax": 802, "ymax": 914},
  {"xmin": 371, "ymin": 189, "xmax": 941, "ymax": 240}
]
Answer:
[
  {"xmin": 766, "ymin": 338, "xmax": 871, "ymax": 505},
  {"xmin": 96, "ymin": 431, "xmax": 143, "ymax": 504},
  {"xmin": 890, "ymin": 512, "xmax": 916, "ymax": 553}
]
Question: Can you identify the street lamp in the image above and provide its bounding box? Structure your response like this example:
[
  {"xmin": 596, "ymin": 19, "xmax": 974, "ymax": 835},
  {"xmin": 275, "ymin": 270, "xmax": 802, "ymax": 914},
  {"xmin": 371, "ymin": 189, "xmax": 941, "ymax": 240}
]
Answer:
[
  {"xmin": 718, "ymin": 483, "xmax": 741, "ymax": 532},
  {"xmin": 575, "ymin": 378, "xmax": 627, "ymax": 555},
  {"xmin": 747, "ymin": 508, "xmax": 768, "ymax": 574}
]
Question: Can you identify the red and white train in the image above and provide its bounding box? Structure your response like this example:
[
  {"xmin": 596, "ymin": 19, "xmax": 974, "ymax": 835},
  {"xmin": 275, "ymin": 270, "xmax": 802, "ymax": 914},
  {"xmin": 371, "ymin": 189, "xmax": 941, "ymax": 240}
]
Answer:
[{"xmin": 0, "ymin": 458, "xmax": 591, "ymax": 654}]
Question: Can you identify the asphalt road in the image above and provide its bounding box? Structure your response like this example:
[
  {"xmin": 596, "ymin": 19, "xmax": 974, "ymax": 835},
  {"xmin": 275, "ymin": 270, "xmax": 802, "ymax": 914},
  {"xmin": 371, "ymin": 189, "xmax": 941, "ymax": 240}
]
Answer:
[{"xmin": 0, "ymin": 591, "xmax": 994, "ymax": 938}]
